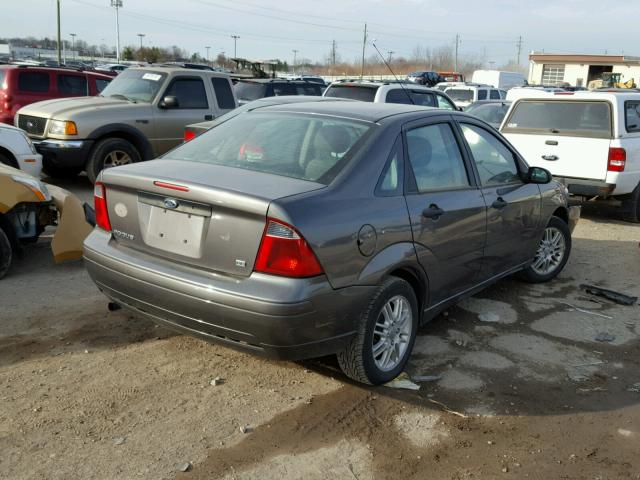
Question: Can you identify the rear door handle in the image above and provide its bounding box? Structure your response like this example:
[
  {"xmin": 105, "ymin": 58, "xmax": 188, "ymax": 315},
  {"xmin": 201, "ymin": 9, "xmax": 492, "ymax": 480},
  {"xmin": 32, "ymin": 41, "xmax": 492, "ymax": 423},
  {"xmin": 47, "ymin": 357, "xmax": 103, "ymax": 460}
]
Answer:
[
  {"xmin": 204, "ymin": 114, "xmax": 213, "ymax": 121},
  {"xmin": 541, "ymin": 155, "xmax": 559, "ymax": 161},
  {"xmin": 422, "ymin": 204, "xmax": 444, "ymax": 219},
  {"xmin": 492, "ymin": 197, "xmax": 508, "ymax": 210}
]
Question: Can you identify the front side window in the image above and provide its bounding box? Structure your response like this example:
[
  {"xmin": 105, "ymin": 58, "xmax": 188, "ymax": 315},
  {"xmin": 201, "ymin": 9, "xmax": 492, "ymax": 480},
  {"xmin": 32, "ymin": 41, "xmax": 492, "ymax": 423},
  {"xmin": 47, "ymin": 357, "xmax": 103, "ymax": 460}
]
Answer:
[
  {"xmin": 164, "ymin": 78, "xmax": 208, "ymax": 109},
  {"xmin": 164, "ymin": 112, "xmax": 371, "ymax": 184},
  {"xmin": 489, "ymin": 89, "xmax": 501, "ymax": 100},
  {"xmin": 461, "ymin": 124, "xmax": 521, "ymax": 186},
  {"xmin": 406, "ymin": 123, "xmax": 470, "ymax": 192},
  {"xmin": 18, "ymin": 72, "xmax": 49, "ymax": 92},
  {"xmin": 435, "ymin": 94, "xmax": 455, "ymax": 110},
  {"xmin": 477, "ymin": 90, "xmax": 488, "ymax": 101},
  {"xmin": 95, "ymin": 78, "xmax": 110, "ymax": 93},
  {"xmin": 57, "ymin": 74, "xmax": 88, "ymax": 95},
  {"xmin": 625, "ymin": 101, "xmax": 640, "ymax": 133}
]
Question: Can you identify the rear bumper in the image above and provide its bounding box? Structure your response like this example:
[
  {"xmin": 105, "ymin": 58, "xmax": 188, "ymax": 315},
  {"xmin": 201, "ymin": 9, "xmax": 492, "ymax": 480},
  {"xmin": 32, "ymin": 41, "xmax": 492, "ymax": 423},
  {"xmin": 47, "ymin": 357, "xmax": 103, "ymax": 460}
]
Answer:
[
  {"xmin": 34, "ymin": 139, "xmax": 94, "ymax": 169},
  {"xmin": 556, "ymin": 173, "xmax": 639, "ymax": 198},
  {"xmin": 83, "ymin": 229, "xmax": 374, "ymax": 360}
]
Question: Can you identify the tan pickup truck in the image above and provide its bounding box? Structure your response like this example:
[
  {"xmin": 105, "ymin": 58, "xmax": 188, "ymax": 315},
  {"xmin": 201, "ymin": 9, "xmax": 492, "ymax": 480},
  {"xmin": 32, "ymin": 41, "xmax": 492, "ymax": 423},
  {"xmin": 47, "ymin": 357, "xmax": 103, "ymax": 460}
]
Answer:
[{"xmin": 15, "ymin": 66, "xmax": 237, "ymax": 182}]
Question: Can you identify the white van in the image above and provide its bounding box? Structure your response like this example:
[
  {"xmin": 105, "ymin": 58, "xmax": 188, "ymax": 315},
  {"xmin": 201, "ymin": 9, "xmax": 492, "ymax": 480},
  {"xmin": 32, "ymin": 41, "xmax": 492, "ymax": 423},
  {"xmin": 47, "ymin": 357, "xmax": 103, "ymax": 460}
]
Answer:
[
  {"xmin": 472, "ymin": 70, "xmax": 527, "ymax": 90},
  {"xmin": 500, "ymin": 91, "xmax": 640, "ymax": 222},
  {"xmin": 443, "ymin": 83, "xmax": 505, "ymax": 109}
]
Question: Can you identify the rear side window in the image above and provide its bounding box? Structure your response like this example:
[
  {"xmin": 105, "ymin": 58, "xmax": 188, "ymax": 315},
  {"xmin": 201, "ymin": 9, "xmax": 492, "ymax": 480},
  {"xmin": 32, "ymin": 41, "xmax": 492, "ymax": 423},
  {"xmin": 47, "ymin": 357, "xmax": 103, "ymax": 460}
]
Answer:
[
  {"xmin": 376, "ymin": 137, "xmax": 403, "ymax": 196},
  {"xmin": 625, "ymin": 101, "xmax": 640, "ymax": 132},
  {"xmin": 503, "ymin": 100, "xmax": 612, "ymax": 138},
  {"xmin": 435, "ymin": 94, "xmax": 455, "ymax": 110},
  {"xmin": 324, "ymin": 85, "xmax": 378, "ymax": 102},
  {"xmin": 211, "ymin": 77, "xmax": 235, "ymax": 109},
  {"xmin": 18, "ymin": 72, "xmax": 49, "ymax": 92},
  {"xmin": 489, "ymin": 90, "xmax": 501, "ymax": 100},
  {"xmin": 477, "ymin": 90, "xmax": 488, "ymax": 101},
  {"xmin": 271, "ymin": 83, "xmax": 295, "ymax": 96},
  {"xmin": 164, "ymin": 78, "xmax": 208, "ymax": 109},
  {"xmin": 406, "ymin": 123, "xmax": 470, "ymax": 192},
  {"xmin": 57, "ymin": 74, "xmax": 87, "ymax": 95},
  {"xmin": 95, "ymin": 78, "xmax": 110, "ymax": 93},
  {"xmin": 294, "ymin": 84, "xmax": 321, "ymax": 96}
]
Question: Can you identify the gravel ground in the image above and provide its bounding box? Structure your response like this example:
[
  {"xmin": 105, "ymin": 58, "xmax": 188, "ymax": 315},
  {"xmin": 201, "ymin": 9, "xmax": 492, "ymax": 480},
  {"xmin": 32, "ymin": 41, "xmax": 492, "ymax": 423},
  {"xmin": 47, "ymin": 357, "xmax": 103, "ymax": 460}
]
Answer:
[{"xmin": 1, "ymin": 177, "xmax": 639, "ymax": 479}]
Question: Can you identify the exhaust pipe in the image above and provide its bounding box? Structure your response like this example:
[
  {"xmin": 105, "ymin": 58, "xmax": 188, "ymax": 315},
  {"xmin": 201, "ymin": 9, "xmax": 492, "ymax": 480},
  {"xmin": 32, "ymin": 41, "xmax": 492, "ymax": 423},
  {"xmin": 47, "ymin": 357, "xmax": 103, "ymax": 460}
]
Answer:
[{"xmin": 107, "ymin": 302, "xmax": 122, "ymax": 312}]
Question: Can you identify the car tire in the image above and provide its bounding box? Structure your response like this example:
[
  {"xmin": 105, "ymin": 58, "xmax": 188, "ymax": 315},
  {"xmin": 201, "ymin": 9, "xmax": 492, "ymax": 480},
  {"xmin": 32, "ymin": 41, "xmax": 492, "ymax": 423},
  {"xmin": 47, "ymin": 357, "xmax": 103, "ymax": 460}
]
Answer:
[
  {"xmin": 337, "ymin": 277, "xmax": 418, "ymax": 385},
  {"xmin": 0, "ymin": 151, "xmax": 19, "ymax": 169},
  {"xmin": 86, "ymin": 138, "xmax": 140, "ymax": 184},
  {"xmin": 520, "ymin": 216, "xmax": 571, "ymax": 283},
  {"xmin": 0, "ymin": 226, "xmax": 12, "ymax": 280},
  {"xmin": 42, "ymin": 158, "xmax": 82, "ymax": 179},
  {"xmin": 620, "ymin": 183, "xmax": 640, "ymax": 223}
]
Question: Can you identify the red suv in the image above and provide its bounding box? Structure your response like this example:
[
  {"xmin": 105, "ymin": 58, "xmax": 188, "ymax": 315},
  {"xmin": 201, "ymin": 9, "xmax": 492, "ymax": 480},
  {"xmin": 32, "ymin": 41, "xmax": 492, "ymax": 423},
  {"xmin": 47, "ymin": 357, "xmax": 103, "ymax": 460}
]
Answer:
[{"xmin": 0, "ymin": 66, "xmax": 112, "ymax": 125}]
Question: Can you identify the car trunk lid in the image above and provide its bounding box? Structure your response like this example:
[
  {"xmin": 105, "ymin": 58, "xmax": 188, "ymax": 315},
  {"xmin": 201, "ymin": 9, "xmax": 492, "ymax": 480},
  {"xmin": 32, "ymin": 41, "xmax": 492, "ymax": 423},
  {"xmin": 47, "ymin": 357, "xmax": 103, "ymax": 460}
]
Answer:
[{"xmin": 100, "ymin": 159, "xmax": 325, "ymax": 276}]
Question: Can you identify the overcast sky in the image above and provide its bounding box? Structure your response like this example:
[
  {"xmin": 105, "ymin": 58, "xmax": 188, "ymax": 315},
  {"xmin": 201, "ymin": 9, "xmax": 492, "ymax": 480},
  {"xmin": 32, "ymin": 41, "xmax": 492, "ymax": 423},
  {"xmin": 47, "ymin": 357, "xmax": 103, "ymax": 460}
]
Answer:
[{"xmin": 3, "ymin": 0, "xmax": 639, "ymax": 66}]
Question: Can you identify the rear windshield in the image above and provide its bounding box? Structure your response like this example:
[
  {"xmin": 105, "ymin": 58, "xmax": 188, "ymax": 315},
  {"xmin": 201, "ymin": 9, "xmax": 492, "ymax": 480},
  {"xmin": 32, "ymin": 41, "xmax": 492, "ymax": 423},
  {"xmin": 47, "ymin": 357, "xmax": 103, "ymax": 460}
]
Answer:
[
  {"xmin": 235, "ymin": 82, "xmax": 267, "ymax": 101},
  {"xmin": 165, "ymin": 112, "xmax": 372, "ymax": 184},
  {"xmin": 446, "ymin": 89, "xmax": 473, "ymax": 102},
  {"xmin": 324, "ymin": 85, "xmax": 378, "ymax": 102},
  {"xmin": 503, "ymin": 100, "xmax": 612, "ymax": 138}
]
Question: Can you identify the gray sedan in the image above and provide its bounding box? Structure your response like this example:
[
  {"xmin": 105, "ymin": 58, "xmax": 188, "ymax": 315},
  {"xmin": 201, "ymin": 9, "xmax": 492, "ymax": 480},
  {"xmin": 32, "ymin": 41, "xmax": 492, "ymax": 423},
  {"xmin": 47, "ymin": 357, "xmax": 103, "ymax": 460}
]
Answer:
[{"xmin": 83, "ymin": 101, "xmax": 579, "ymax": 385}]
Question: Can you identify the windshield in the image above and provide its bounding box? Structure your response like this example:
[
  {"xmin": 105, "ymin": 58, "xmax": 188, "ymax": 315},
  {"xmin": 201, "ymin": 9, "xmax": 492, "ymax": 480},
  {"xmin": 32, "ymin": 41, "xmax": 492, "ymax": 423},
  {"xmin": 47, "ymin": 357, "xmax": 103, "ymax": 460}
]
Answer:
[
  {"xmin": 408, "ymin": 72, "xmax": 423, "ymax": 77},
  {"xmin": 466, "ymin": 103, "xmax": 511, "ymax": 125},
  {"xmin": 324, "ymin": 85, "xmax": 378, "ymax": 102},
  {"xmin": 503, "ymin": 100, "xmax": 612, "ymax": 138},
  {"xmin": 99, "ymin": 69, "xmax": 167, "ymax": 103},
  {"xmin": 235, "ymin": 82, "xmax": 266, "ymax": 101},
  {"xmin": 164, "ymin": 112, "xmax": 372, "ymax": 184},
  {"xmin": 445, "ymin": 89, "xmax": 474, "ymax": 102}
]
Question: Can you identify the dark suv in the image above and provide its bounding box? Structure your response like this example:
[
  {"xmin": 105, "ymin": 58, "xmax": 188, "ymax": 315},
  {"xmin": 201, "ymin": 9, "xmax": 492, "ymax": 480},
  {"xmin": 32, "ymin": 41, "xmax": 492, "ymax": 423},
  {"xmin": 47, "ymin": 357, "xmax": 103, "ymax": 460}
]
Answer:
[
  {"xmin": 406, "ymin": 71, "xmax": 443, "ymax": 87},
  {"xmin": 0, "ymin": 65, "xmax": 112, "ymax": 125},
  {"xmin": 234, "ymin": 79, "xmax": 323, "ymax": 105}
]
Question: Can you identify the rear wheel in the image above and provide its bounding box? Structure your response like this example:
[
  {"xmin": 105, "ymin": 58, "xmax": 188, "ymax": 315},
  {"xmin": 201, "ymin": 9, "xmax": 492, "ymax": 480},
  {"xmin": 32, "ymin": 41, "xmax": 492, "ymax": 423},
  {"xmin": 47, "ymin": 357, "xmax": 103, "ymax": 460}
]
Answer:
[
  {"xmin": 86, "ymin": 138, "xmax": 140, "ymax": 184},
  {"xmin": 620, "ymin": 183, "xmax": 640, "ymax": 223},
  {"xmin": 337, "ymin": 277, "xmax": 418, "ymax": 385},
  {"xmin": 0, "ymin": 227, "xmax": 12, "ymax": 280},
  {"xmin": 520, "ymin": 216, "xmax": 571, "ymax": 283}
]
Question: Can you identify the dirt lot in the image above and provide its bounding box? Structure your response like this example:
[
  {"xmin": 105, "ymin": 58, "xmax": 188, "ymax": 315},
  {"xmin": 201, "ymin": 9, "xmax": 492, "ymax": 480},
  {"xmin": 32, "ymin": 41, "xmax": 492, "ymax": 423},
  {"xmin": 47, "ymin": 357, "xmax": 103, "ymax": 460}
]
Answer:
[{"xmin": 1, "ymin": 178, "xmax": 640, "ymax": 480}]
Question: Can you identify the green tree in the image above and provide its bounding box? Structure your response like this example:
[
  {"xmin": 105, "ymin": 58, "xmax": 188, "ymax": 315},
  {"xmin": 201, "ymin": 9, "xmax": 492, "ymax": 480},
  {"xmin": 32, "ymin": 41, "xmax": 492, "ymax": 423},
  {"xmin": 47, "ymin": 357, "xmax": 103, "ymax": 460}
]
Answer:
[{"xmin": 122, "ymin": 46, "xmax": 134, "ymax": 61}]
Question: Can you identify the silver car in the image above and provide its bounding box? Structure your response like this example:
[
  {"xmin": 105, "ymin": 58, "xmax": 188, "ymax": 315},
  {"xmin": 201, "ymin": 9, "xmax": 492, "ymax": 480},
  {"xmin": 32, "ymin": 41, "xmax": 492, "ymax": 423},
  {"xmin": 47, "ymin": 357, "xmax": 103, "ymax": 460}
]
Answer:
[{"xmin": 83, "ymin": 101, "xmax": 579, "ymax": 385}]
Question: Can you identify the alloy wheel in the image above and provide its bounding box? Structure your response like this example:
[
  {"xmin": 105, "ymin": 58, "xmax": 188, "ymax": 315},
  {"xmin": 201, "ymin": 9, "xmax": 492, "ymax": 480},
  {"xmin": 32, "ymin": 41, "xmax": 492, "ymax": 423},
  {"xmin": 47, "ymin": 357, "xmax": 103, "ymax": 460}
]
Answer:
[
  {"xmin": 103, "ymin": 150, "xmax": 132, "ymax": 169},
  {"xmin": 531, "ymin": 226, "xmax": 566, "ymax": 275},
  {"xmin": 372, "ymin": 295, "xmax": 413, "ymax": 372}
]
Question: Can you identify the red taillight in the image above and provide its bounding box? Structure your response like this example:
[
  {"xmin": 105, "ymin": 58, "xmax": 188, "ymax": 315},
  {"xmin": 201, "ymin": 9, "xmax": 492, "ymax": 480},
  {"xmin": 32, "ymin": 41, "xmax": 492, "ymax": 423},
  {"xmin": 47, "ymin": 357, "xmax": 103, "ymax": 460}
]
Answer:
[
  {"xmin": 184, "ymin": 129, "xmax": 196, "ymax": 142},
  {"xmin": 94, "ymin": 182, "xmax": 112, "ymax": 232},
  {"xmin": 254, "ymin": 219, "xmax": 324, "ymax": 278},
  {"xmin": 608, "ymin": 147, "xmax": 626, "ymax": 172}
]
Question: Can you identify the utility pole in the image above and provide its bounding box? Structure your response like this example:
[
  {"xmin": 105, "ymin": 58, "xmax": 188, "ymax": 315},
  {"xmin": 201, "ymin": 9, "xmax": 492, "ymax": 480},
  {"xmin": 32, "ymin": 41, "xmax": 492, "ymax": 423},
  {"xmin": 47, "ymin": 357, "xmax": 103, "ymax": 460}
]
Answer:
[
  {"xmin": 111, "ymin": 0, "xmax": 123, "ymax": 63},
  {"xmin": 205, "ymin": 46, "xmax": 210, "ymax": 66},
  {"xmin": 70, "ymin": 33, "xmax": 76, "ymax": 61},
  {"xmin": 137, "ymin": 33, "xmax": 145, "ymax": 50},
  {"xmin": 360, "ymin": 22, "xmax": 367, "ymax": 80},
  {"xmin": 292, "ymin": 49, "xmax": 298, "ymax": 73},
  {"xmin": 454, "ymin": 33, "xmax": 460, "ymax": 72},
  {"xmin": 516, "ymin": 35, "xmax": 523, "ymax": 66},
  {"xmin": 387, "ymin": 50, "xmax": 394, "ymax": 64},
  {"xmin": 331, "ymin": 40, "xmax": 337, "ymax": 68},
  {"xmin": 56, "ymin": 0, "xmax": 62, "ymax": 65},
  {"xmin": 231, "ymin": 35, "xmax": 240, "ymax": 58}
]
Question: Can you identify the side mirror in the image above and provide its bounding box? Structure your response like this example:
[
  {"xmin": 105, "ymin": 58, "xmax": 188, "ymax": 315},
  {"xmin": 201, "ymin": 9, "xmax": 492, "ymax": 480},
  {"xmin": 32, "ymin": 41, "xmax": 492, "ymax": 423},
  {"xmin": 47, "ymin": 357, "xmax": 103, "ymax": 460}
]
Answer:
[
  {"xmin": 527, "ymin": 166, "xmax": 552, "ymax": 184},
  {"xmin": 159, "ymin": 95, "xmax": 179, "ymax": 109}
]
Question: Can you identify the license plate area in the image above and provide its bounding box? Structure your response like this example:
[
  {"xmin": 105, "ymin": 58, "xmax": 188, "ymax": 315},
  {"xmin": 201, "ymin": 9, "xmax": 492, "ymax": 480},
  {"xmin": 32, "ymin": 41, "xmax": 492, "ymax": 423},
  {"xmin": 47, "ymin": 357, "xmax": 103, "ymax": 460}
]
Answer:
[{"xmin": 137, "ymin": 193, "xmax": 210, "ymax": 258}]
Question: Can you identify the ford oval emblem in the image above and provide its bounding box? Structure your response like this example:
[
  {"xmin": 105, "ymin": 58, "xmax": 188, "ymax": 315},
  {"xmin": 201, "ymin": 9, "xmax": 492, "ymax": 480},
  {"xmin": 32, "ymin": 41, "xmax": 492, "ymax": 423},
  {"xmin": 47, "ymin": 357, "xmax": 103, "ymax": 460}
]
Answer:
[
  {"xmin": 26, "ymin": 121, "xmax": 34, "ymax": 129},
  {"xmin": 163, "ymin": 198, "xmax": 179, "ymax": 209}
]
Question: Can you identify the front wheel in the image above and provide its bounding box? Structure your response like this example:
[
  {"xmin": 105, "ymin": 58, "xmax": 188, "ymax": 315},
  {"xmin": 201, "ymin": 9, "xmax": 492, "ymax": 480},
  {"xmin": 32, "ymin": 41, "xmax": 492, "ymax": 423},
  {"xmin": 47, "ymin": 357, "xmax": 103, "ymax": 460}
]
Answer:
[
  {"xmin": 520, "ymin": 216, "xmax": 571, "ymax": 283},
  {"xmin": 86, "ymin": 138, "xmax": 140, "ymax": 184},
  {"xmin": 337, "ymin": 277, "xmax": 418, "ymax": 385}
]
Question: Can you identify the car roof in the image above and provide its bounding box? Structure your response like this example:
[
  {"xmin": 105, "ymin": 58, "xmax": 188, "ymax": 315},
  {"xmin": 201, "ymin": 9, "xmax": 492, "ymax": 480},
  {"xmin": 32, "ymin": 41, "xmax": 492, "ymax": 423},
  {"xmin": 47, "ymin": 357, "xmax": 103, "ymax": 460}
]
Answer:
[
  {"xmin": 252, "ymin": 100, "xmax": 451, "ymax": 122},
  {"xmin": 126, "ymin": 65, "xmax": 230, "ymax": 76},
  {"xmin": 510, "ymin": 90, "xmax": 640, "ymax": 102},
  {"xmin": 0, "ymin": 64, "xmax": 112, "ymax": 77}
]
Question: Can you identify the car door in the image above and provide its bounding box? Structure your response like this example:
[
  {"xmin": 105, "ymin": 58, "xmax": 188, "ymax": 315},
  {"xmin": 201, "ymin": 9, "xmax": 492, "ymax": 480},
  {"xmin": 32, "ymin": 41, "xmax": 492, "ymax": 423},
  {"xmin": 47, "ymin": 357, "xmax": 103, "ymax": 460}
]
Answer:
[
  {"xmin": 153, "ymin": 75, "xmax": 214, "ymax": 154},
  {"xmin": 457, "ymin": 121, "xmax": 542, "ymax": 278},
  {"xmin": 403, "ymin": 116, "xmax": 487, "ymax": 306},
  {"xmin": 210, "ymin": 76, "xmax": 236, "ymax": 115}
]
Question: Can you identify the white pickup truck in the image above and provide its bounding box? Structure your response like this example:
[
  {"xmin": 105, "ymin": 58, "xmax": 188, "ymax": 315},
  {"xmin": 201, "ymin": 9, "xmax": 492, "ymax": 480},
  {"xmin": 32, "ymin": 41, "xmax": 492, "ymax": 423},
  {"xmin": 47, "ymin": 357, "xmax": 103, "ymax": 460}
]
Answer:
[{"xmin": 500, "ymin": 91, "xmax": 640, "ymax": 222}]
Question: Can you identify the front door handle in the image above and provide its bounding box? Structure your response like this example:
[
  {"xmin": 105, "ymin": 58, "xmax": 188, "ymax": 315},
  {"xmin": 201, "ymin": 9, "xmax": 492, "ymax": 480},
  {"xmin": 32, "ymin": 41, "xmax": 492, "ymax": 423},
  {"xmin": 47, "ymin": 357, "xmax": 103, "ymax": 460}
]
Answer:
[
  {"xmin": 422, "ymin": 204, "xmax": 444, "ymax": 219},
  {"xmin": 204, "ymin": 114, "xmax": 213, "ymax": 121},
  {"xmin": 541, "ymin": 155, "xmax": 559, "ymax": 161},
  {"xmin": 492, "ymin": 197, "xmax": 508, "ymax": 210}
]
